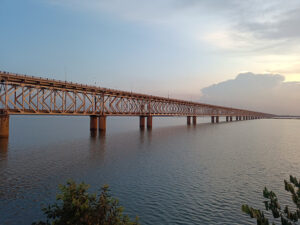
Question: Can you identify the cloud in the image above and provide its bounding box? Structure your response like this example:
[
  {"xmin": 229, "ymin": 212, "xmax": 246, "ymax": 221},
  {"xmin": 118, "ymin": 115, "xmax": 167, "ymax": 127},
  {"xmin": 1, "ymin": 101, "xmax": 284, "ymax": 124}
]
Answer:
[
  {"xmin": 44, "ymin": 0, "xmax": 300, "ymax": 81},
  {"xmin": 45, "ymin": 0, "xmax": 300, "ymax": 51},
  {"xmin": 199, "ymin": 72, "xmax": 300, "ymax": 115}
]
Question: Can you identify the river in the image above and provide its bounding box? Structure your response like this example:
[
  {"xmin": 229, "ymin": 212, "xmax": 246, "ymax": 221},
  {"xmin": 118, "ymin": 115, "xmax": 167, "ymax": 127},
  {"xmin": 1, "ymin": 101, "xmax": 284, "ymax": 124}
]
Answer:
[{"xmin": 0, "ymin": 116, "xmax": 299, "ymax": 224}]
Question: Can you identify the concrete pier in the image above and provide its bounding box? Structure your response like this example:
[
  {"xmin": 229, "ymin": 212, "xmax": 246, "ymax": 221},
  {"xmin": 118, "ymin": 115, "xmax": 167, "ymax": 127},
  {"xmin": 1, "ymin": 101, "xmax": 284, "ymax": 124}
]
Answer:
[
  {"xmin": 99, "ymin": 116, "xmax": 106, "ymax": 131},
  {"xmin": 140, "ymin": 116, "xmax": 145, "ymax": 130},
  {"xmin": 147, "ymin": 116, "xmax": 152, "ymax": 129},
  {"xmin": 192, "ymin": 116, "xmax": 197, "ymax": 125},
  {"xmin": 187, "ymin": 116, "xmax": 191, "ymax": 125},
  {"xmin": 90, "ymin": 115, "xmax": 98, "ymax": 136},
  {"xmin": 0, "ymin": 114, "xmax": 9, "ymax": 138},
  {"xmin": 90, "ymin": 116, "xmax": 98, "ymax": 131}
]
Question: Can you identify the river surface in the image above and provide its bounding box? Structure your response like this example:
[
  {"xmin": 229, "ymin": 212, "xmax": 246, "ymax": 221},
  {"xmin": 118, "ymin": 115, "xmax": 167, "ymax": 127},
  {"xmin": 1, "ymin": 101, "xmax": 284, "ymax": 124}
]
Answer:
[{"xmin": 0, "ymin": 117, "xmax": 299, "ymax": 224}]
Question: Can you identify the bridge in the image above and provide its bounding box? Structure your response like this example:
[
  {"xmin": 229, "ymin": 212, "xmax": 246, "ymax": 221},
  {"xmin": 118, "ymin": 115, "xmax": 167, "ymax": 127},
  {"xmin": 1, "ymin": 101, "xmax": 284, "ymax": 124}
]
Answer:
[{"xmin": 0, "ymin": 71, "xmax": 274, "ymax": 137}]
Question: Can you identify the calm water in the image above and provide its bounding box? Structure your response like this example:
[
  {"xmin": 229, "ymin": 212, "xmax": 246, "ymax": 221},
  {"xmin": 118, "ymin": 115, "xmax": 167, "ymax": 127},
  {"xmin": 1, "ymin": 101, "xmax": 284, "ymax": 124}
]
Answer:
[{"xmin": 0, "ymin": 116, "xmax": 299, "ymax": 224}]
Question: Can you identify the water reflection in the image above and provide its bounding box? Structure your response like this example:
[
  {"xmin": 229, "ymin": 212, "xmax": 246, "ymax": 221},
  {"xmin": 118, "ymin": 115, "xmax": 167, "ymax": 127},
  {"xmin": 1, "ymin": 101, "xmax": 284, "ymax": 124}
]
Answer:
[
  {"xmin": 139, "ymin": 130, "xmax": 145, "ymax": 145},
  {"xmin": 0, "ymin": 138, "xmax": 8, "ymax": 159},
  {"xmin": 88, "ymin": 131, "xmax": 106, "ymax": 162},
  {"xmin": 1, "ymin": 119, "xmax": 300, "ymax": 225},
  {"xmin": 90, "ymin": 130, "xmax": 97, "ymax": 138}
]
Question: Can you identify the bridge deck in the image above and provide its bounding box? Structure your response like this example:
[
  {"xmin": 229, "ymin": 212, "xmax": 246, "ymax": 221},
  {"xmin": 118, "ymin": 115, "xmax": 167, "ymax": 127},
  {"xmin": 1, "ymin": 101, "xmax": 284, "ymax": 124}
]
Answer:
[{"xmin": 0, "ymin": 71, "xmax": 273, "ymax": 117}]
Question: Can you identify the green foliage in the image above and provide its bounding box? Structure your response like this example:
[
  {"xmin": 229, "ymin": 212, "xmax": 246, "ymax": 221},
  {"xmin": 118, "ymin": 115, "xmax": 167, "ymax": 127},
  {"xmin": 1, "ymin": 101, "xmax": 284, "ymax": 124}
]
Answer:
[
  {"xmin": 33, "ymin": 180, "xmax": 139, "ymax": 225},
  {"xmin": 242, "ymin": 175, "xmax": 300, "ymax": 225}
]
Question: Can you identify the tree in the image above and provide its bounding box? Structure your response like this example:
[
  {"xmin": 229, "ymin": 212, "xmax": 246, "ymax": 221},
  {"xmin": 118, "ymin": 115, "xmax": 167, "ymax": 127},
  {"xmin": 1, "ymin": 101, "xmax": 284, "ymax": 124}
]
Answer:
[
  {"xmin": 33, "ymin": 180, "xmax": 139, "ymax": 225},
  {"xmin": 242, "ymin": 175, "xmax": 300, "ymax": 225}
]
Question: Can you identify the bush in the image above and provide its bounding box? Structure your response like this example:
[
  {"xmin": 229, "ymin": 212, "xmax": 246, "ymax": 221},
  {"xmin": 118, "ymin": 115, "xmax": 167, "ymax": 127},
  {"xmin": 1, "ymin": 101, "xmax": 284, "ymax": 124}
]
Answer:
[
  {"xmin": 242, "ymin": 175, "xmax": 300, "ymax": 225},
  {"xmin": 33, "ymin": 180, "xmax": 139, "ymax": 225}
]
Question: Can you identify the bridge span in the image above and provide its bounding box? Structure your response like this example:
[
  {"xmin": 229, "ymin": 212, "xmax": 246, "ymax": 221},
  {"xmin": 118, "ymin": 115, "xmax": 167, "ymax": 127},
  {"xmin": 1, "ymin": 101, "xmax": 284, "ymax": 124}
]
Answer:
[{"xmin": 0, "ymin": 71, "xmax": 274, "ymax": 137}]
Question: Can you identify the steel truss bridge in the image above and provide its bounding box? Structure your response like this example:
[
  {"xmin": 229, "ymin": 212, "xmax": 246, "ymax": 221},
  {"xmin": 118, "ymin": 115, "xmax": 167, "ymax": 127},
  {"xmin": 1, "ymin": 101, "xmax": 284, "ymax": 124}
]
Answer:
[{"xmin": 0, "ymin": 71, "xmax": 274, "ymax": 137}]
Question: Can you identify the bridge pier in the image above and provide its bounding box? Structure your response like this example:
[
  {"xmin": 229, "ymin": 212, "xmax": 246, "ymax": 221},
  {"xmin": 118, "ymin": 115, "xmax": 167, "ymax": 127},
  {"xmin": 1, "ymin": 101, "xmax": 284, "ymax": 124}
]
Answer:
[
  {"xmin": 0, "ymin": 114, "xmax": 9, "ymax": 138},
  {"xmin": 216, "ymin": 116, "xmax": 219, "ymax": 123},
  {"xmin": 99, "ymin": 116, "xmax": 106, "ymax": 132},
  {"xmin": 140, "ymin": 116, "xmax": 145, "ymax": 130},
  {"xmin": 147, "ymin": 116, "xmax": 152, "ymax": 129},
  {"xmin": 211, "ymin": 116, "xmax": 215, "ymax": 123},
  {"xmin": 192, "ymin": 116, "xmax": 197, "ymax": 125},
  {"xmin": 90, "ymin": 115, "xmax": 98, "ymax": 136},
  {"xmin": 187, "ymin": 116, "xmax": 191, "ymax": 125}
]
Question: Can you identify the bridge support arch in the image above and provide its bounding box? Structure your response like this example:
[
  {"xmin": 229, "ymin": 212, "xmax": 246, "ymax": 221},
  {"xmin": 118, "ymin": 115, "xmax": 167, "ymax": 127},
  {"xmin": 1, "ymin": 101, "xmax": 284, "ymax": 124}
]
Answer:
[{"xmin": 0, "ymin": 114, "xmax": 9, "ymax": 138}]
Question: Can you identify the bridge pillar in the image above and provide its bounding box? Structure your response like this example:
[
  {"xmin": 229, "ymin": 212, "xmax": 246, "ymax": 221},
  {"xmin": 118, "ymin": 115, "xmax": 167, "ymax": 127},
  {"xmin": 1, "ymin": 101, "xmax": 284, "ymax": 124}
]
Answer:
[
  {"xmin": 192, "ymin": 116, "xmax": 197, "ymax": 125},
  {"xmin": 211, "ymin": 116, "xmax": 215, "ymax": 123},
  {"xmin": 187, "ymin": 116, "xmax": 191, "ymax": 125},
  {"xmin": 90, "ymin": 115, "xmax": 98, "ymax": 136},
  {"xmin": 140, "ymin": 116, "xmax": 145, "ymax": 130},
  {"xmin": 216, "ymin": 116, "xmax": 219, "ymax": 123},
  {"xmin": 147, "ymin": 116, "xmax": 152, "ymax": 129},
  {"xmin": 99, "ymin": 116, "xmax": 106, "ymax": 132},
  {"xmin": 0, "ymin": 114, "xmax": 9, "ymax": 138}
]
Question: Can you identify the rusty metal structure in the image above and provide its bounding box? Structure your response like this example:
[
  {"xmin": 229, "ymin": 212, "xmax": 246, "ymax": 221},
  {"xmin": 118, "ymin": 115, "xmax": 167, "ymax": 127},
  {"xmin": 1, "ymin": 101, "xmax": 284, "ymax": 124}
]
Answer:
[{"xmin": 0, "ymin": 71, "xmax": 274, "ymax": 137}]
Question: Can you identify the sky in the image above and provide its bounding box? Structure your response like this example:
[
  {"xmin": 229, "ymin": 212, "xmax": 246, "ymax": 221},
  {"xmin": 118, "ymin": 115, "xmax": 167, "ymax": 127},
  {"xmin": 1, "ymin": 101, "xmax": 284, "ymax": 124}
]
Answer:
[{"xmin": 0, "ymin": 0, "xmax": 299, "ymax": 115}]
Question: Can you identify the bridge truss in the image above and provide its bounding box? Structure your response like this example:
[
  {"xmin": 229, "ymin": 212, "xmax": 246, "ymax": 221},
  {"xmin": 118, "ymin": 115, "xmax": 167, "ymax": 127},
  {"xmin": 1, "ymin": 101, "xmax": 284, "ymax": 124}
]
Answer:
[{"xmin": 0, "ymin": 71, "xmax": 273, "ymax": 118}]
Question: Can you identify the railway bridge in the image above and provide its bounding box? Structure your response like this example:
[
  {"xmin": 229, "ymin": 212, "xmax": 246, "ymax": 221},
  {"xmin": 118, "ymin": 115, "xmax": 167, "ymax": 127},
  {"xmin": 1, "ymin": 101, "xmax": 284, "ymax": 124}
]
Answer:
[{"xmin": 0, "ymin": 71, "xmax": 274, "ymax": 137}]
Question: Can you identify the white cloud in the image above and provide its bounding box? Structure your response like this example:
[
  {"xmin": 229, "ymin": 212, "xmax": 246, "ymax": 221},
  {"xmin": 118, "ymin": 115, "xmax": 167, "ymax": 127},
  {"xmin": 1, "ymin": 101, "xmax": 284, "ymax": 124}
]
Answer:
[
  {"xmin": 44, "ymin": 0, "xmax": 300, "ymax": 82},
  {"xmin": 45, "ymin": 0, "xmax": 300, "ymax": 52},
  {"xmin": 200, "ymin": 72, "xmax": 300, "ymax": 115}
]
